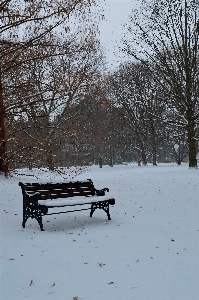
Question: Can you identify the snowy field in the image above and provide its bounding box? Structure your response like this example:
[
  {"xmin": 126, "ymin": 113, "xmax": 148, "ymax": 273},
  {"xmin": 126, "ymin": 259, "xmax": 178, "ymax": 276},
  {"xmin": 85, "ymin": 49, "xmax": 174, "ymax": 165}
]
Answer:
[{"xmin": 0, "ymin": 163, "xmax": 198, "ymax": 300}]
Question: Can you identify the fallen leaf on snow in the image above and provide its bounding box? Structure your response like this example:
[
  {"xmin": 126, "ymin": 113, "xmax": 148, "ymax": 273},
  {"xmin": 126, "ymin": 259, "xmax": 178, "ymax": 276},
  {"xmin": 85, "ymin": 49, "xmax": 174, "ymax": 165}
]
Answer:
[
  {"xmin": 98, "ymin": 263, "xmax": 105, "ymax": 267},
  {"xmin": 29, "ymin": 280, "xmax": 34, "ymax": 286}
]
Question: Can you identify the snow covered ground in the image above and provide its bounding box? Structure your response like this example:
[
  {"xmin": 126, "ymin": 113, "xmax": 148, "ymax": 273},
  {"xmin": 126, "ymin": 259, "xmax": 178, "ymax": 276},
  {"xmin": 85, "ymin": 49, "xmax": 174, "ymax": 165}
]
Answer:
[{"xmin": 0, "ymin": 163, "xmax": 198, "ymax": 300}]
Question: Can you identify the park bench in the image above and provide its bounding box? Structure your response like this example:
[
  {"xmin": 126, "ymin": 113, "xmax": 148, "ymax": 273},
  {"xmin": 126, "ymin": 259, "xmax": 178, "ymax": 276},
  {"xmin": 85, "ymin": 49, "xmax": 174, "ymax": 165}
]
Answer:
[{"xmin": 19, "ymin": 179, "xmax": 115, "ymax": 231}]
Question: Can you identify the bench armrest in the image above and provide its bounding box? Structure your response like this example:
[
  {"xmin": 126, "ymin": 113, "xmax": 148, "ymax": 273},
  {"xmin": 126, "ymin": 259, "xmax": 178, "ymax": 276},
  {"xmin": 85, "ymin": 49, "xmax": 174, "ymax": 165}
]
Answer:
[
  {"xmin": 95, "ymin": 188, "xmax": 109, "ymax": 196},
  {"xmin": 19, "ymin": 182, "xmax": 40, "ymax": 201}
]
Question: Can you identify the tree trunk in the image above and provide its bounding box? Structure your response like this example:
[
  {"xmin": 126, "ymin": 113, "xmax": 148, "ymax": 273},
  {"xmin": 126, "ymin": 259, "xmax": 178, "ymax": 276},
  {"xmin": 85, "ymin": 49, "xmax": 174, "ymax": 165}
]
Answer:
[
  {"xmin": 141, "ymin": 142, "xmax": 147, "ymax": 165},
  {"xmin": 99, "ymin": 156, "xmax": 102, "ymax": 168},
  {"xmin": 137, "ymin": 157, "xmax": 141, "ymax": 166},
  {"xmin": 151, "ymin": 120, "xmax": 157, "ymax": 165},
  {"xmin": 152, "ymin": 146, "xmax": 157, "ymax": 166},
  {"xmin": 109, "ymin": 155, "xmax": 113, "ymax": 167},
  {"xmin": 187, "ymin": 119, "xmax": 197, "ymax": 168},
  {"xmin": 141, "ymin": 150, "xmax": 147, "ymax": 165},
  {"xmin": 46, "ymin": 151, "xmax": 54, "ymax": 171},
  {"xmin": 0, "ymin": 73, "xmax": 8, "ymax": 176}
]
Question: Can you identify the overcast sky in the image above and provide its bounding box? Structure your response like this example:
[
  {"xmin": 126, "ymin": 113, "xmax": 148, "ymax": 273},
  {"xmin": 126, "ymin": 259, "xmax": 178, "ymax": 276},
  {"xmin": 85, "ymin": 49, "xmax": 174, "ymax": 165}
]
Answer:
[{"xmin": 99, "ymin": 0, "xmax": 137, "ymax": 69}]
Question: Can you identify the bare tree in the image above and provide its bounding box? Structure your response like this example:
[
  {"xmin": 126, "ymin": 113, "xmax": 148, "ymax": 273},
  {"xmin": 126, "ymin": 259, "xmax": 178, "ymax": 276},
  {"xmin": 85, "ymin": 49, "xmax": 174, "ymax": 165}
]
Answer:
[
  {"xmin": 0, "ymin": 0, "xmax": 102, "ymax": 175},
  {"xmin": 20, "ymin": 36, "xmax": 104, "ymax": 170},
  {"xmin": 108, "ymin": 62, "xmax": 166, "ymax": 166},
  {"xmin": 123, "ymin": 0, "xmax": 199, "ymax": 167}
]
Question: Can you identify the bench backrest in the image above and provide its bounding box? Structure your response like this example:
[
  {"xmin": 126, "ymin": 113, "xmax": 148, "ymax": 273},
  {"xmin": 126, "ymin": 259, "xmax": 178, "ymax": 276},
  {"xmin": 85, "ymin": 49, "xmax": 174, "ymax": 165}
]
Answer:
[{"xmin": 19, "ymin": 179, "xmax": 95, "ymax": 200}]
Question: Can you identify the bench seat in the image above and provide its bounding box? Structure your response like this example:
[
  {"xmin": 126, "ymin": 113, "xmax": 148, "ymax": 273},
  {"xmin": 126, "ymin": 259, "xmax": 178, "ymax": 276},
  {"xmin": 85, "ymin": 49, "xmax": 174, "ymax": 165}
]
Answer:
[{"xmin": 38, "ymin": 195, "xmax": 115, "ymax": 207}]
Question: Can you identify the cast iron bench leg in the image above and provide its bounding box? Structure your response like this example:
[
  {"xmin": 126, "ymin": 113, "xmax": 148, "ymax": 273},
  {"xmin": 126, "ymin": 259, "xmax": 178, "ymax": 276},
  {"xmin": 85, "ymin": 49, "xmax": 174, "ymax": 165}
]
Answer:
[
  {"xmin": 90, "ymin": 202, "xmax": 111, "ymax": 220},
  {"xmin": 35, "ymin": 215, "xmax": 44, "ymax": 231}
]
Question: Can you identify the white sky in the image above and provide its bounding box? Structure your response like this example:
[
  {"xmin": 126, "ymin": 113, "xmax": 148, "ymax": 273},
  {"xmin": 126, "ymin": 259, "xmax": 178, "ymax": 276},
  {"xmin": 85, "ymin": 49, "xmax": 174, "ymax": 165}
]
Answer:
[{"xmin": 99, "ymin": 0, "xmax": 137, "ymax": 69}]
